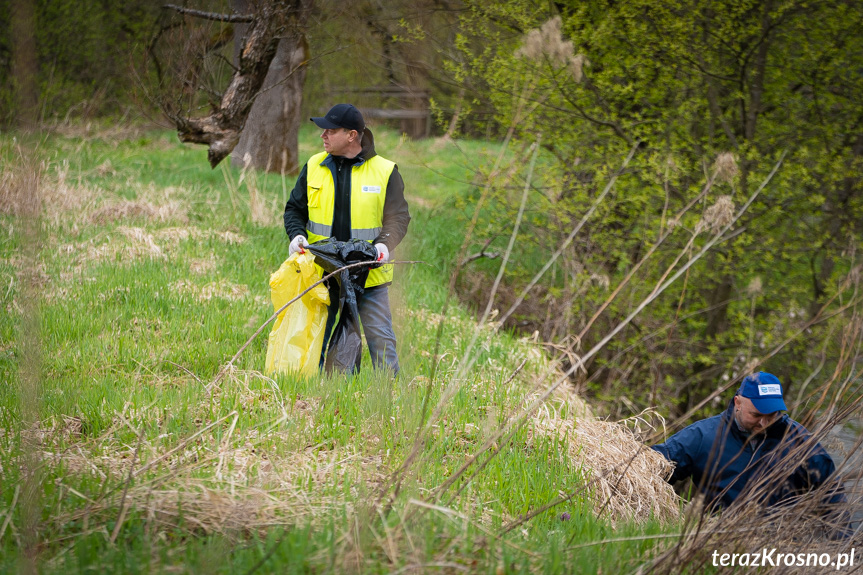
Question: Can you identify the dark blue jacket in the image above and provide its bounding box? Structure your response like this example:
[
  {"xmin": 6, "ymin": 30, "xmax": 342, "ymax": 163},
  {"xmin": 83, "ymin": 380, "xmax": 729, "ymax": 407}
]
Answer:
[{"xmin": 652, "ymin": 400, "xmax": 846, "ymax": 511}]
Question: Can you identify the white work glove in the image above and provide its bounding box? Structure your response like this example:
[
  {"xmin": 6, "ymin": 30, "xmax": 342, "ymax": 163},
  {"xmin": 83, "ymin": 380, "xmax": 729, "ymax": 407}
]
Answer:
[
  {"xmin": 374, "ymin": 243, "xmax": 389, "ymax": 263},
  {"xmin": 289, "ymin": 235, "xmax": 309, "ymax": 255}
]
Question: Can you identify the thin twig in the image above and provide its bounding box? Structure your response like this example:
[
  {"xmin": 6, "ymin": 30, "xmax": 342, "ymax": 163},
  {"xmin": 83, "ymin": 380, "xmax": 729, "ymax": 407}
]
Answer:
[
  {"xmin": 481, "ymin": 139, "xmax": 540, "ymax": 324},
  {"xmin": 456, "ymin": 140, "xmax": 542, "ymax": 378},
  {"xmin": 165, "ymin": 360, "xmax": 204, "ymax": 385},
  {"xmin": 499, "ymin": 445, "xmax": 644, "ymax": 537},
  {"xmin": 575, "ymin": 150, "xmax": 787, "ymax": 377},
  {"xmin": 564, "ymin": 531, "xmax": 684, "ymax": 551},
  {"xmin": 592, "ymin": 444, "xmax": 644, "ymax": 523},
  {"xmin": 460, "ymin": 236, "xmax": 502, "ymax": 265},
  {"xmin": 395, "ymin": 142, "xmax": 542, "ymax": 515},
  {"xmin": 215, "ymin": 412, "xmax": 240, "ymax": 480}
]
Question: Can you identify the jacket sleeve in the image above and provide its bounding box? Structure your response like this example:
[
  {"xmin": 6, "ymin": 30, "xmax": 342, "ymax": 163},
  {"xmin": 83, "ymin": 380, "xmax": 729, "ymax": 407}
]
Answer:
[
  {"xmin": 780, "ymin": 424, "xmax": 845, "ymax": 503},
  {"xmin": 771, "ymin": 428, "xmax": 853, "ymax": 537},
  {"xmin": 795, "ymin": 449, "xmax": 848, "ymax": 501},
  {"xmin": 652, "ymin": 423, "xmax": 703, "ymax": 484},
  {"xmin": 800, "ymin": 452, "xmax": 853, "ymax": 538},
  {"xmin": 283, "ymin": 163, "xmax": 309, "ymax": 240},
  {"xmin": 374, "ymin": 165, "xmax": 411, "ymax": 252}
]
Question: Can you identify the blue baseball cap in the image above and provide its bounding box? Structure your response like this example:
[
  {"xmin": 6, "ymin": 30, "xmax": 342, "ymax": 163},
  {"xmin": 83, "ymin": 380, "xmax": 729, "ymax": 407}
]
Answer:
[
  {"xmin": 739, "ymin": 372, "xmax": 787, "ymax": 414},
  {"xmin": 310, "ymin": 104, "xmax": 365, "ymax": 132}
]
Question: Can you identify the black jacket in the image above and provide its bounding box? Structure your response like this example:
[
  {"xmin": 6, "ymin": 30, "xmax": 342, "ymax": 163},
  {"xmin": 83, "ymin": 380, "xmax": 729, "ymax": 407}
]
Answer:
[{"xmin": 283, "ymin": 128, "xmax": 411, "ymax": 253}]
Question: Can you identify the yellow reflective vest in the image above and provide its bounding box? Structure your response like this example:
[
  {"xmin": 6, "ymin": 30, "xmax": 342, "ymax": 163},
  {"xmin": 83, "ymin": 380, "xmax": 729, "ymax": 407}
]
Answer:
[{"xmin": 305, "ymin": 151, "xmax": 395, "ymax": 288}]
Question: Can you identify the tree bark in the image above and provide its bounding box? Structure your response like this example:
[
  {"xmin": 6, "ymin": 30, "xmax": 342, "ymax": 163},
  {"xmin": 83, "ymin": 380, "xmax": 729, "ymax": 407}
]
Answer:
[
  {"xmin": 163, "ymin": 0, "xmax": 311, "ymax": 169},
  {"xmin": 10, "ymin": 0, "xmax": 39, "ymax": 129},
  {"xmin": 231, "ymin": 15, "xmax": 309, "ymax": 175}
]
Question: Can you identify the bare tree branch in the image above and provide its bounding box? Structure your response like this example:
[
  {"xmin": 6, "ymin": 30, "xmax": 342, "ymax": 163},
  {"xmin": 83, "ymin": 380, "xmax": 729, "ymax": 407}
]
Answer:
[{"xmin": 163, "ymin": 4, "xmax": 253, "ymax": 23}]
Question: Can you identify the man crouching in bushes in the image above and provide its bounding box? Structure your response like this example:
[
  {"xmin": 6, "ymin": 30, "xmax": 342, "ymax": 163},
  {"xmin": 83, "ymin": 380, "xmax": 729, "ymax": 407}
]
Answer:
[{"xmin": 652, "ymin": 372, "xmax": 852, "ymax": 537}]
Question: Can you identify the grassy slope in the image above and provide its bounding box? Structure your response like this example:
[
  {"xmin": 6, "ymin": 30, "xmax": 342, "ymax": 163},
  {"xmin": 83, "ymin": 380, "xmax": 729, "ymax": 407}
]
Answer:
[{"xmin": 0, "ymin": 124, "xmax": 678, "ymax": 573}]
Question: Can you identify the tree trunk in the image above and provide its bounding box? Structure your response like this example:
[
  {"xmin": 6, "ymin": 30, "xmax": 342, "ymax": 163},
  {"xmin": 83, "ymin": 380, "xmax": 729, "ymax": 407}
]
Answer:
[
  {"xmin": 10, "ymin": 0, "xmax": 39, "ymax": 129},
  {"xmin": 231, "ymin": 0, "xmax": 310, "ymax": 175},
  {"xmin": 400, "ymin": 55, "xmax": 429, "ymax": 139},
  {"xmin": 162, "ymin": 0, "xmax": 311, "ymax": 169},
  {"xmin": 705, "ymin": 271, "xmax": 734, "ymax": 340}
]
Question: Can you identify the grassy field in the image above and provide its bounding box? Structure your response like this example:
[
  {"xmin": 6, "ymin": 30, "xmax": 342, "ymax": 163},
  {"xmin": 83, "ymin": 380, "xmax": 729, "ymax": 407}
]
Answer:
[{"xmin": 0, "ymin": 123, "xmax": 682, "ymax": 573}]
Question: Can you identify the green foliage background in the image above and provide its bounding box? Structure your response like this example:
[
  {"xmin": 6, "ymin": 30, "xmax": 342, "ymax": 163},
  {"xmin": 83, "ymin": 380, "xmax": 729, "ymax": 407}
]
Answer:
[
  {"xmin": 441, "ymin": 0, "xmax": 863, "ymax": 417},
  {"xmin": 0, "ymin": 0, "xmax": 165, "ymax": 124}
]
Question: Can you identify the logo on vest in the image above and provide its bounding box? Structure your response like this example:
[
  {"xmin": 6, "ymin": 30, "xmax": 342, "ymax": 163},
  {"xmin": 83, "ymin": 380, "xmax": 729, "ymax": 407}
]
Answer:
[
  {"xmin": 758, "ymin": 384, "xmax": 781, "ymax": 396},
  {"xmin": 362, "ymin": 185, "xmax": 382, "ymax": 194}
]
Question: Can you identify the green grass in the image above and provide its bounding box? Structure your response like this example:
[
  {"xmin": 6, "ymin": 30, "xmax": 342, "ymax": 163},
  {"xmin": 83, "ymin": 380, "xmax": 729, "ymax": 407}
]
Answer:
[{"xmin": 0, "ymin": 122, "xmax": 683, "ymax": 573}]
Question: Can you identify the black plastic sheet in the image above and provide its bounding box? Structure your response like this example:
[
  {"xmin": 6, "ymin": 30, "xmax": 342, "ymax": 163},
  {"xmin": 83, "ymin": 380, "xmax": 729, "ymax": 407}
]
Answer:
[{"xmin": 307, "ymin": 238, "xmax": 379, "ymax": 373}]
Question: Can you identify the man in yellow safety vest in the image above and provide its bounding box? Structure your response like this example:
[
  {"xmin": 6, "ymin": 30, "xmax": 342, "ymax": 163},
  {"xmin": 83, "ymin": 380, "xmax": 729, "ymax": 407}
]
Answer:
[{"xmin": 283, "ymin": 104, "xmax": 411, "ymax": 373}]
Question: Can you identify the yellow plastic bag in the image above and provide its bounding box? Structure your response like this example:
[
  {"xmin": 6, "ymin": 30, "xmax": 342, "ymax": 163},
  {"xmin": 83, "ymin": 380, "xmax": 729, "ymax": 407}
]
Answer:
[{"xmin": 265, "ymin": 251, "xmax": 330, "ymax": 376}]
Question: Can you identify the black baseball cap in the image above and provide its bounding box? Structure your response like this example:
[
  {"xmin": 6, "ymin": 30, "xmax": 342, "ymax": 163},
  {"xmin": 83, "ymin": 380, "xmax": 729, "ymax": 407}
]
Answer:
[{"xmin": 310, "ymin": 104, "xmax": 365, "ymax": 132}]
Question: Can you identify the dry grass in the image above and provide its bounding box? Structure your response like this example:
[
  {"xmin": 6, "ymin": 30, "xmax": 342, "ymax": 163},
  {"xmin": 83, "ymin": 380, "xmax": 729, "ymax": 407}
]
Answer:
[
  {"xmin": 55, "ymin": 226, "xmax": 246, "ymax": 270},
  {"xmin": 189, "ymin": 256, "xmax": 218, "ymax": 275},
  {"xmin": 56, "ymin": 226, "xmax": 165, "ymax": 265},
  {"xmin": 48, "ymin": 448, "xmax": 384, "ymax": 537},
  {"xmin": 46, "ymin": 118, "xmax": 158, "ymax": 143},
  {"xmin": 33, "ymin": 161, "xmax": 192, "ymax": 229},
  {"xmin": 153, "ymin": 226, "xmax": 245, "ymax": 245},
  {"xmin": 0, "ymin": 158, "xmax": 43, "ymax": 219},
  {"xmin": 645, "ymin": 488, "xmax": 861, "ymax": 574},
  {"xmin": 29, "ymin": 371, "xmax": 387, "ymax": 540},
  {"xmin": 89, "ymin": 199, "xmax": 187, "ymax": 225},
  {"xmin": 36, "ymin": 163, "xmax": 98, "ymax": 226},
  {"xmin": 530, "ymin": 396, "xmax": 680, "ymax": 525}
]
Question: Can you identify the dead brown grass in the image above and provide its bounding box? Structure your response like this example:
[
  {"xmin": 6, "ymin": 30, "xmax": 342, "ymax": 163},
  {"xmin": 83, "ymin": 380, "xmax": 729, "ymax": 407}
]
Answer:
[
  {"xmin": 46, "ymin": 118, "xmax": 157, "ymax": 143},
  {"xmin": 90, "ymin": 199, "xmax": 188, "ymax": 225},
  {"xmin": 37, "ymin": 163, "xmax": 98, "ymax": 226},
  {"xmin": 31, "ymin": 371, "xmax": 387, "ymax": 539},
  {"xmin": 56, "ymin": 226, "xmax": 246, "ymax": 270},
  {"xmin": 530, "ymin": 396, "xmax": 680, "ymax": 525},
  {"xmin": 0, "ymin": 158, "xmax": 43, "ymax": 219},
  {"xmin": 27, "ymin": 160, "xmax": 192, "ymax": 229},
  {"xmin": 56, "ymin": 226, "xmax": 165, "ymax": 264},
  {"xmin": 49, "ymin": 445, "xmax": 383, "ymax": 537},
  {"xmin": 189, "ymin": 256, "xmax": 218, "ymax": 275}
]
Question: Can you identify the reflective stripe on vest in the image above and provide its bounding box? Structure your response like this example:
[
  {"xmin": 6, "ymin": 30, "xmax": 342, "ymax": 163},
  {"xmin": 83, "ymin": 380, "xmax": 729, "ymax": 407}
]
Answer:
[{"xmin": 305, "ymin": 151, "xmax": 396, "ymax": 288}]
